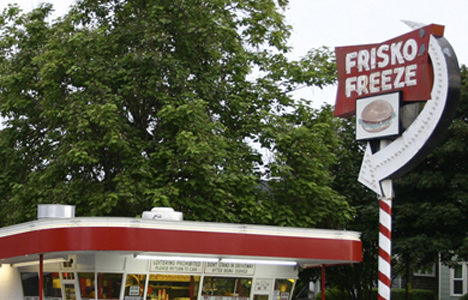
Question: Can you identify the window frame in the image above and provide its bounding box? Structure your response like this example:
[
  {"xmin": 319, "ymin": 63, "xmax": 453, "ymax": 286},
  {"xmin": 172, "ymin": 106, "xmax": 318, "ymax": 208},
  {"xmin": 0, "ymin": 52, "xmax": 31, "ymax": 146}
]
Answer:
[
  {"xmin": 450, "ymin": 263, "xmax": 467, "ymax": 296},
  {"xmin": 413, "ymin": 264, "xmax": 436, "ymax": 277}
]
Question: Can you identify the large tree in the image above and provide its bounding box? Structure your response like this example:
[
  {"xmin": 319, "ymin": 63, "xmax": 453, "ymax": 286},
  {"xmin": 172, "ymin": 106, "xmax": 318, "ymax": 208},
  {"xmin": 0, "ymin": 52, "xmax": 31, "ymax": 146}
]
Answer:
[
  {"xmin": 0, "ymin": 0, "xmax": 346, "ymax": 227},
  {"xmin": 323, "ymin": 65, "xmax": 468, "ymax": 299},
  {"xmin": 318, "ymin": 115, "xmax": 378, "ymax": 300},
  {"xmin": 392, "ymin": 65, "xmax": 468, "ymax": 285},
  {"xmin": 263, "ymin": 104, "xmax": 353, "ymax": 228}
]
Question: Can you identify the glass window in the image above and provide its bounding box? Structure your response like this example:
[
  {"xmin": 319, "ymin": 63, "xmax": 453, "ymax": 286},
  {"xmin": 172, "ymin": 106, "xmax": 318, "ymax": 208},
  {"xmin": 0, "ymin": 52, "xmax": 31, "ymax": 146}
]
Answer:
[
  {"xmin": 62, "ymin": 272, "xmax": 75, "ymax": 280},
  {"xmin": 414, "ymin": 264, "xmax": 436, "ymax": 277},
  {"xmin": 97, "ymin": 273, "xmax": 123, "ymax": 300},
  {"xmin": 273, "ymin": 279, "xmax": 295, "ymax": 300},
  {"xmin": 79, "ymin": 273, "xmax": 96, "ymax": 300},
  {"xmin": 124, "ymin": 274, "xmax": 146, "ymax": 300},
  {"xmin": 452, "ymin": 265, "xmax": 463, "ymax": 295},
  {"xmin": 201, "ymin": 277, "xmax": 252, "ymax": 300},
  {"xmin": 64, "ymin": 283, "xmax": 77, "ymax": 300},
  {"xmin": 44, "ymin": 272, "xmax": 62, "ymax": 299},
  {"xmin": 147, "ymin": 274, "xmax": 200, "ymax": 300},
  {"xmin": 21, "ymin": 272, "xmax": 39, "ymax": 297}
]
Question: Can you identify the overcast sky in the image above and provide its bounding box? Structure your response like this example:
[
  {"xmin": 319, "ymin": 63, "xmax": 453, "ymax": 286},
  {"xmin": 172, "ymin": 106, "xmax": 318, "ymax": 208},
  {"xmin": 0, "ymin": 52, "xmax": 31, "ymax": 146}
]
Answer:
[
  {"xmin": 284, "ymin": 0, "xmax": 468, "ymax": 105},
  {"xmin": 2, "ymin": 0, "xmax": 467, "ymax": 106}
]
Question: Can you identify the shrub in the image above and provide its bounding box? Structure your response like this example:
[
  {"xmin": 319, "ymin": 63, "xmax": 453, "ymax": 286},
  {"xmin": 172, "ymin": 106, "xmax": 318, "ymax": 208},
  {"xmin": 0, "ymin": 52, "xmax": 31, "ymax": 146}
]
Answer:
[
  {"xmin": 315, "ymin": 288, "xmax": 435, "ymax": 300},
  {"xmin": 314, "ymin": 288, "xmax": 345, "ymax": 300}
]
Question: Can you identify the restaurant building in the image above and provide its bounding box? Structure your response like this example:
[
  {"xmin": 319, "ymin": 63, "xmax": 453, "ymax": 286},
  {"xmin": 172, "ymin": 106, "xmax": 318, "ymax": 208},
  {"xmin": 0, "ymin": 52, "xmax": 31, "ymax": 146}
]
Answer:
[{"xmin": 0, "ymin": 205, "xmax": 362, "ymax": 300}]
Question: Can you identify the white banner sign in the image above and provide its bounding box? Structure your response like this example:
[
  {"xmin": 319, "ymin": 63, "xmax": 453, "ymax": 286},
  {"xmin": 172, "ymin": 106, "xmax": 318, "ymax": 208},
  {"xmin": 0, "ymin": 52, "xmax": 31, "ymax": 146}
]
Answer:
[
  {"xmin": 149, "ymin": 260, "xmax": 203, "ymax": 273},
  {"xmin": 204, "ymin": 262, "xmax": 255, "ymax": 275}
]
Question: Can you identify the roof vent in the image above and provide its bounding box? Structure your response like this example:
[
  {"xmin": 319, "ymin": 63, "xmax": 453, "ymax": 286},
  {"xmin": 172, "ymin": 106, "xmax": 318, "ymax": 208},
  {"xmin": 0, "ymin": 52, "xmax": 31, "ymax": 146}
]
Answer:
[
  {"xmin": 142, "ymin": 207, "xmax": 183, "ymax": 221},
  {"xmin": 38, "ymin": 204, "xmax": 75, "ymax": 219}
]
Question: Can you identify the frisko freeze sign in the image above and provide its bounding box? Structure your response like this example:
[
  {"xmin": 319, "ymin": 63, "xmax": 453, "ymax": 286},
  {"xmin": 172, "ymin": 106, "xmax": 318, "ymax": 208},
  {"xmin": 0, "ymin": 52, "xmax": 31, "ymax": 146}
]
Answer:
[
  {"xmin": 335, "ymin": 24, "xmax": 444, "ymax": 118},
  {"xmin": 334, "ymin": 23, "xmax": 460, "ymax": 195}
]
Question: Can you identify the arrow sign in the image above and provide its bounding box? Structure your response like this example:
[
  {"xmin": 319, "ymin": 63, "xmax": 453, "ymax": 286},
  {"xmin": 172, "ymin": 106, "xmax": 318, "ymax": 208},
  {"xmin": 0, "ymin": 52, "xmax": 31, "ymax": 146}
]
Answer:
[{"xmin": 358, "ymin": 34, "xmax": 460, "ymax": 196}]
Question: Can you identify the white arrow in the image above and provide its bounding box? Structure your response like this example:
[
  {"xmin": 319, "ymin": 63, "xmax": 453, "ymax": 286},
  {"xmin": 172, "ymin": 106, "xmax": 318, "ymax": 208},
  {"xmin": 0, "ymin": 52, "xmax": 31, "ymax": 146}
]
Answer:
[{"xmin": 358, "ymin": 34, "xmax": 450, "ymax": 196}]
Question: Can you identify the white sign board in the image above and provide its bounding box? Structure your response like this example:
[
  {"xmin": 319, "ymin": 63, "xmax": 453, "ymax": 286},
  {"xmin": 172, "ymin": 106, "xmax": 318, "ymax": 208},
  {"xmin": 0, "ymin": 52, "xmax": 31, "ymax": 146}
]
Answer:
[
  {"xmin": 149, "ymin": 260, "xmax": 203, "ymax": 273},
  {"xmin": 204, "ymin": 262, "xmax": 255, "ymax": 275}
]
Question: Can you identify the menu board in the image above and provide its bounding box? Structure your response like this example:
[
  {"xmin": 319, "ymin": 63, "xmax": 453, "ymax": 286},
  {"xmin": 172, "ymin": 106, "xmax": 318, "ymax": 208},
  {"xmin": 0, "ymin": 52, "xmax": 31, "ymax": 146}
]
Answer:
[{"xmin": 204, "ymin": 262, "xmax": 255, "ymax": 275}]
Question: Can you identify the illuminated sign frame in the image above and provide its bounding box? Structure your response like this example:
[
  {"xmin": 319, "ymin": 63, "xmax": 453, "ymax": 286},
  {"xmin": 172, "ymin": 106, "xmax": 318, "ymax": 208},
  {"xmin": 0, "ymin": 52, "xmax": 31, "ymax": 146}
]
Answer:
[{"xmin": 334, "ymin": 23, "xmax": 460, "ymax": 195}]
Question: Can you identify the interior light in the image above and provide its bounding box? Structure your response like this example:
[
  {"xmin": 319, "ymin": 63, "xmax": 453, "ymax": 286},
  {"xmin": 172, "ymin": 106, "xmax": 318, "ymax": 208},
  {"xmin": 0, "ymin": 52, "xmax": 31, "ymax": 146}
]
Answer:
[
  {"xmin": 12, "ymin": 258, "xmax": 67, "ymax": 268},
  {"xmin": 220, "ymin": 258, "xmax": 297, "ymax": 266},
  {"xmin": 135, "ymin": 255, "xmax": 219, "ymax": 263}
]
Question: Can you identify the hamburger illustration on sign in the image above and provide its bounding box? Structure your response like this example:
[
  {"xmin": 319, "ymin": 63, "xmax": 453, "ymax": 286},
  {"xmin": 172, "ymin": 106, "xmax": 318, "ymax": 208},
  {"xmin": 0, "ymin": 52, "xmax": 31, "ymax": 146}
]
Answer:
[
  {"xmin": 359, "ymin": 100, "xmax": 394, "ymax": 133},
  {"xmin": 356, "ymin": 93, "xmax": 399, "ymax": 140}
]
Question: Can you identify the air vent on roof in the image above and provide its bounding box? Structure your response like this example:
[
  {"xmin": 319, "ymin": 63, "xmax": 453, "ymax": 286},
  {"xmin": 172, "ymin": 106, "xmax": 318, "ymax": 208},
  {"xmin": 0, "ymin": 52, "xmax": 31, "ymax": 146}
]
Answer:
[
  {"xmin": 37, "ymin": 204, "xmax": 75, "ymax": 219},
  {"xmin": 142, "ymin": 207, "xmax": 183, "ymax": 221}
]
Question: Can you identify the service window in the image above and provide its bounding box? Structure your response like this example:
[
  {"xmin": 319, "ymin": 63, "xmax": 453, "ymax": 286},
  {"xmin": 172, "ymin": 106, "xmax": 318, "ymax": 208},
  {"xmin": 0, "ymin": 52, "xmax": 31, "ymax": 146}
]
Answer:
[
  {"xmin": 62, "ymin": 272, "xmax": 77, "ymax": 300},
  {"xmin": 124, "ymin": 274, "xmax": 146, "ymax": 300},
  {"xmin": 79, "ymin": 273, "xmax": 96, "ymax": 300},
  {"xmin": 273, "ymin": 279, "xmax": 295, "ymax": 300},
  {"xmin": 97, "ymin": 273, "xmax": 123, "ymax": 300},
  {"xmin": 146, "ymin": 274, "xmax": 200, "ymax": 300},
  {"xmin": 201, "ymin": 277, "xmax": 252, "ymax": 300},
  {"xmin": 44, "ymin": 272, "xmax": 62, "ymax": 300},
  {"xmin": 21, "ymin": 272, "xmax": 39, "ymax": 300},
  {"xmin": 64, "ymin": 283, "xmax": 77, "ymax": 300}
]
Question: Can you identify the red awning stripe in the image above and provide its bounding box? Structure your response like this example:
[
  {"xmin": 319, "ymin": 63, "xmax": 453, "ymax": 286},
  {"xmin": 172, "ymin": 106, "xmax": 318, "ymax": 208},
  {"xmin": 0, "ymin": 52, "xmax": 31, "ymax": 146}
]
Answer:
[{"xmin": 0, "ymin": 226, "xmax": 362, "ymax": 263}]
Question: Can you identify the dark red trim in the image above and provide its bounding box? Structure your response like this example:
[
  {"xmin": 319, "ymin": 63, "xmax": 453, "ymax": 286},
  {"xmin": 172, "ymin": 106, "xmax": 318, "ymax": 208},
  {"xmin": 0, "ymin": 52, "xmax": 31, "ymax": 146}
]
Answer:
[
  {"xmin": 321, "ymin": 265, "xmax": 326, "ymax": 300},
  {"xmin": 0, "ymin": 227, "xmax": 362, "ymax": 263},
  {"xmin": 39, "ymin": 254, "xmax": 43, "ymax": 300}
]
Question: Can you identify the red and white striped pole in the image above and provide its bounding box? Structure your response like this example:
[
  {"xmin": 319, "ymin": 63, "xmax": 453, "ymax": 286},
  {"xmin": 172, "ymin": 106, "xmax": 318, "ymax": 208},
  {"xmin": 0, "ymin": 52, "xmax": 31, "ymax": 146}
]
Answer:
[{"xmin": 378, "ymin": 179, "xmax": 393, "ymax": 300}]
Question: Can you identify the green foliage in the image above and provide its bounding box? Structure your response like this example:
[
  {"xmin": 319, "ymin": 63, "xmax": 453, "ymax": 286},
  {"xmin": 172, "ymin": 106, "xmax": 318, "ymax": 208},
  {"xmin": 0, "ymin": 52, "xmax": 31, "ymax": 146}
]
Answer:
[
  {"xmin": 312, "ymin": 116, "xmax": 378, "ymax": 300},
  {"xmin": 0, "ymin": 1, "xmax": 347, "ymax": 229},
  {"xmin": 314, "ymin": 288, "xmax": 435, "ymax": 300},
  {"xmin": 263, "ymin": 104, "xmax": 353, "ymax": 228},
  {"xmin": 390, "ymin": 289, "xmax": 435, "ymax": 300},
  {"xmin": 319, "ymin": 66, "xmax": 468, "ymax": 298},
  {"xmin": 461, "ymin": 293, "xmax": 468, "ymax": 300},
  {"xmin": 392, "ymin": 65, "xmax": 468, "ymax": 282},
  {"xmin": 314, "ymin": 288, "xmax": 345, "ymax": 300}
]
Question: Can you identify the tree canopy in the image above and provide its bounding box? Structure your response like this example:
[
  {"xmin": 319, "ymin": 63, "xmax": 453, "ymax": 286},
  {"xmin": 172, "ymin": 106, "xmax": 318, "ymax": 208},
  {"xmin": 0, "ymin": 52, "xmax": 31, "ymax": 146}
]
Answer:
[
  {"xmin": 0, "ymin": 0, "xmax": 349, "ymax": 228},
  {"xmin": 392, "ymin": 65, "xmax": 468, "ymax": 272},
  {"xmin": 322, "ymin": 65, "xmax": 468, "ymax": 299}
]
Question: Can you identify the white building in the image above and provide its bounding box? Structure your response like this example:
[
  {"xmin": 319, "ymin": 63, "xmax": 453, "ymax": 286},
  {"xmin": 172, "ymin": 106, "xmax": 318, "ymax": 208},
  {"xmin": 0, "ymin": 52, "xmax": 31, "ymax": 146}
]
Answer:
[{"xmin": 0, "ymin": 205, "xmax": 362, "ymax": 300}]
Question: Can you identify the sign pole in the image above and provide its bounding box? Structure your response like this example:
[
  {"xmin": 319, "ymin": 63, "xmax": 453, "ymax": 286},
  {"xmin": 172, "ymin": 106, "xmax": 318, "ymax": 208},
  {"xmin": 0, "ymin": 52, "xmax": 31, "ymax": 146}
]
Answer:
[
  {"xmin": 321, "ymin": 265, "xmax": 326, "ymax": 300},
  {"xmin": 378, "ymin": 179, "xmax": 393, "ymax": 300},
  {"xmin": 39, "ymin": 254, "xmax": 43, "ymax": 300}
]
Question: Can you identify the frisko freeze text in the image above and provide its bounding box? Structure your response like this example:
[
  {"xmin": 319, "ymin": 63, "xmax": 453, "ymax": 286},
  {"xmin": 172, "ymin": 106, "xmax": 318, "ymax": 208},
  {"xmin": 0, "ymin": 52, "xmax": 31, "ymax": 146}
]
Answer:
[{"xmin": 344, "ymin": 39, "xmax": 419, "ymax": 97}]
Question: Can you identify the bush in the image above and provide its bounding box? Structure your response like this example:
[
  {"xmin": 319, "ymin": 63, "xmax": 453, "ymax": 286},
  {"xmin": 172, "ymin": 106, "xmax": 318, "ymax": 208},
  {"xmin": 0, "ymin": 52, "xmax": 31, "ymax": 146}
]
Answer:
[
  {"xmin": 314, "ymin": 288, "xmax": 345, "ymax": 300},
  {"xmin": 460, "ymin": 293, "xmax": 468, "ymax": 300},
  {"xmin": 391, "ymin": 289, "xmax": 435, "ymax": 300},
  {"xmin": 314, "ymin": 288, "xmax": 435, "ymax": 300}
]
